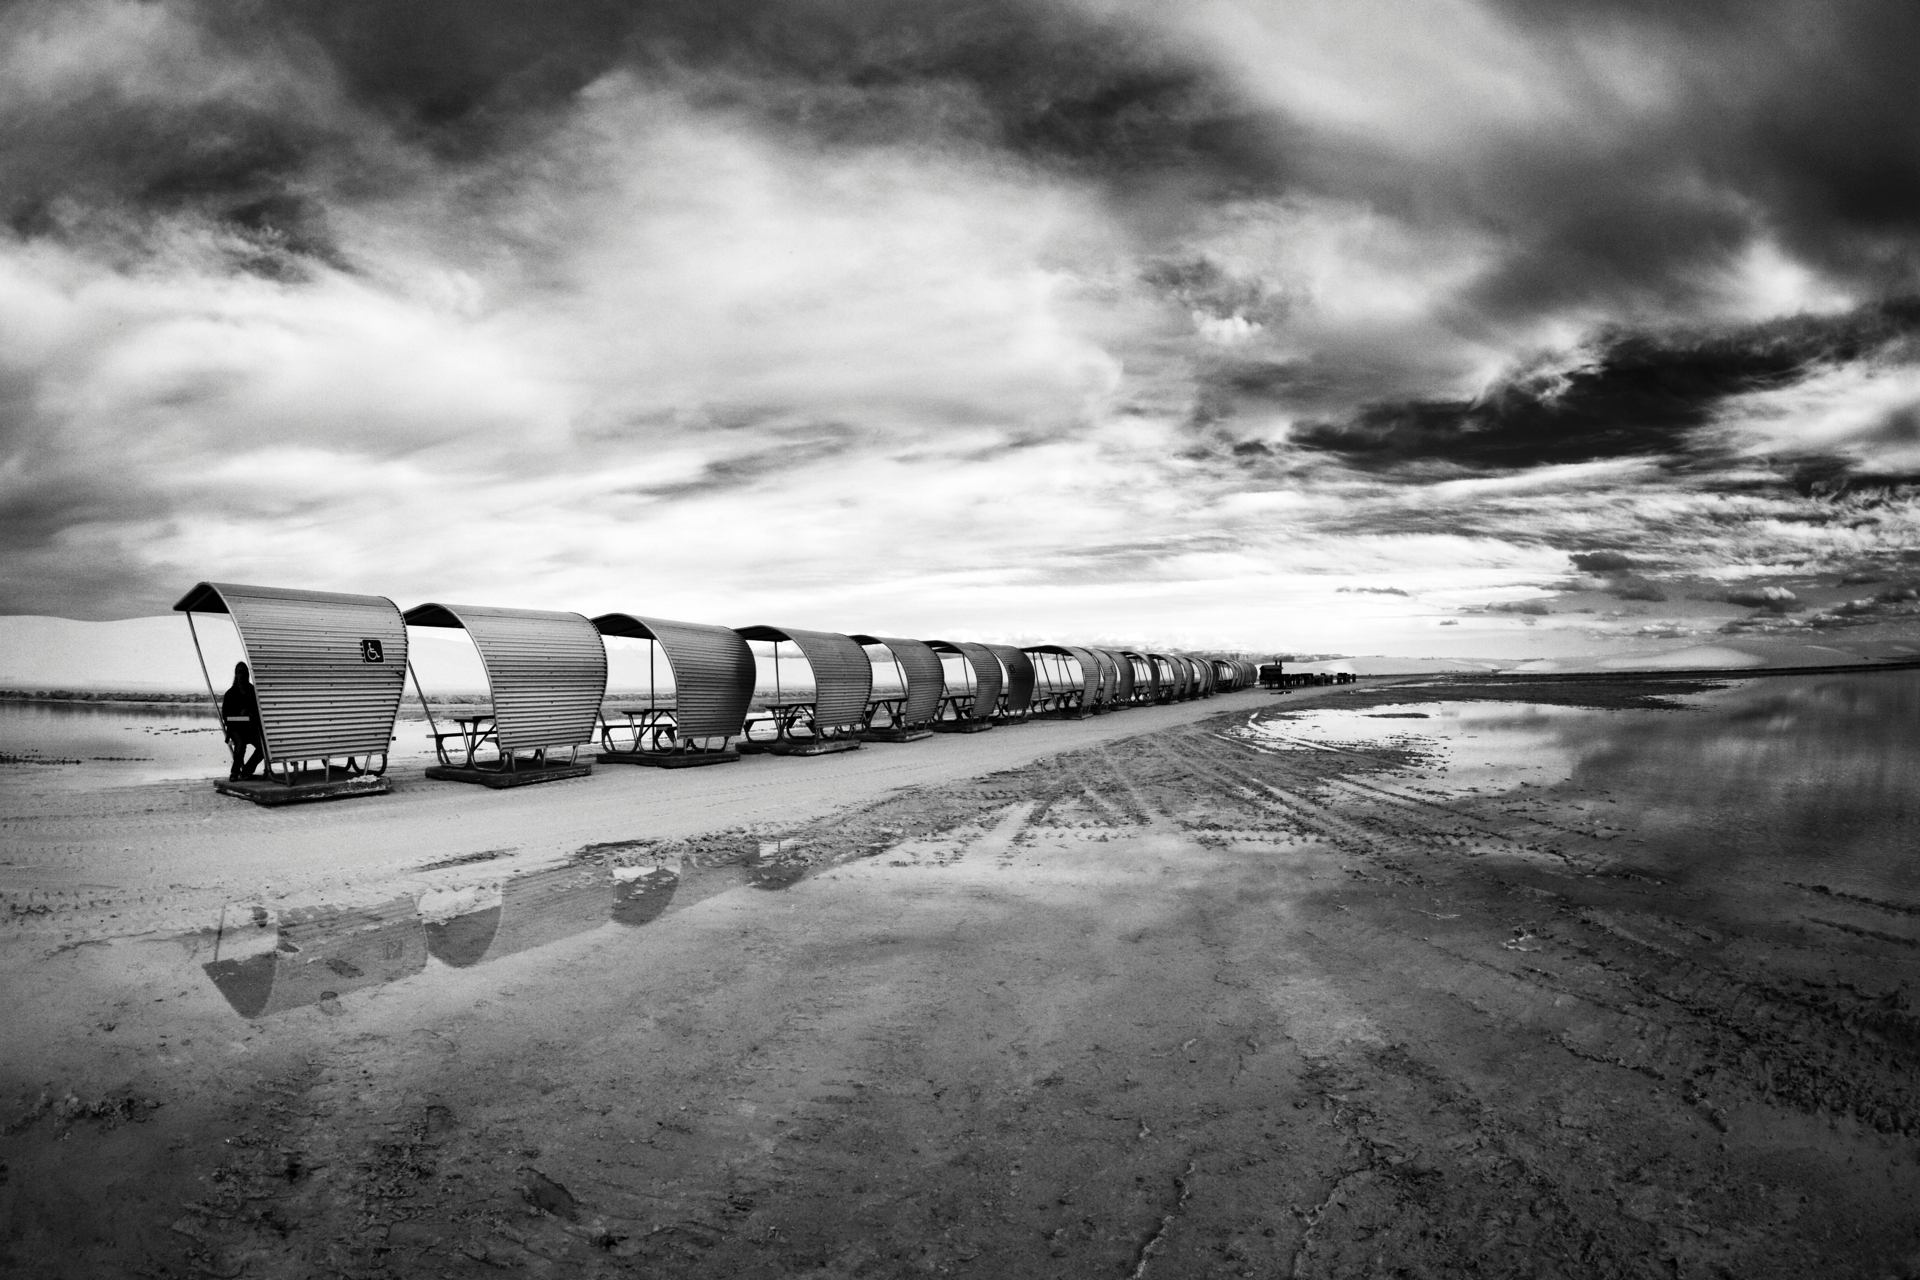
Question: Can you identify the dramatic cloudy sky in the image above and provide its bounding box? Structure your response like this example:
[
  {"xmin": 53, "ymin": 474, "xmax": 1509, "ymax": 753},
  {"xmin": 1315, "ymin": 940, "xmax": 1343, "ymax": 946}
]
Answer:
[{"xmin": 3, "ymin": 0, "xmax": 1918, "ymax": 653}]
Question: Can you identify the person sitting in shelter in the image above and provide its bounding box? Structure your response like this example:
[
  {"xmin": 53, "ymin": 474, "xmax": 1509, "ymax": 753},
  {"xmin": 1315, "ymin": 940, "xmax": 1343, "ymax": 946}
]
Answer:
[{"xmin": 222, "ymin": 661, "xmax": 265, "ymax": 780}]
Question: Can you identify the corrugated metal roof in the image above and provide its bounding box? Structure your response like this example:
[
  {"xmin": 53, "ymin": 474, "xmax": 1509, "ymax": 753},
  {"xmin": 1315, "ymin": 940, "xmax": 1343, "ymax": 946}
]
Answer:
[
  {"xmin": 984, "ymin": 644, "xmax": 1034, "ymax": 716},
  {"xmin": 852, "ymin": 635, "xmax": 944, "ymax": 728},
  {"xmin": 1153, "ymin": 655, "xmax": 1185, "ymax": 700},
  {"xmin": 1125, "ymin": 651, "xmax": 1157, "ymax": 703},
  {"xmin": 734, "ymin": 626, "xmax": 873, "ymax": 732},
  {"xmin": 1061, "ymin": 646, "xmax": 1102, "ymax": 706},
  {"xmin": 926, "ymin": 640, "xmax": 1001, "ymax": 720},
  {"xmin": 1097, "ymin": 648, "xmax": 1132, "ymax": 704},
  {"xmin": 592, "ymin": 614, "xmax": 754, "ymax": 742},
  {"xmin": 1021, "ymin": 646, "xmax": 1075, "ymax": 700},
  {"xmin": 1082, "ymin": 648, "xmax": 1114, "ymax": 705},
  {"xmin": 405, "ymin": 603, "xmax": 607, "ymax": 752},
  {"xmin": 173, "ymin": 581, "xmax": 408, "ymax": 764}
]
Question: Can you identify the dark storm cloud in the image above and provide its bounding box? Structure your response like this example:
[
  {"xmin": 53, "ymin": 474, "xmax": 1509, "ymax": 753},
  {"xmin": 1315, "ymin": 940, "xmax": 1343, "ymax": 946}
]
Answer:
[
  {"xmin": 264, "ymin": 0, "xmax": 1279, "ymax": 180},
  {"xmin": 1291, "ymin": 302, "xmax": 1920, "ymax": 475},
  {"xmin": 19, "ymin": 0, "xmax": 1273, "ymax": 197},
  {"xmin": 0, "ymin": 470, "xmax": 169, "ymax": 551},
  {"xmin": 0, "ymin": 546, "xmax": 184, "ymax": 618},
  {"xmin": 1, "ymin": 0, "xmax": 1288, "ymax": 297},
  {"xmin": 1486, "ymin": 0, "xmax": 1920, "ymax": 270},
  {"xmin": 13, "ymin": 1, "xmax": 1917, "ymax": 322}
]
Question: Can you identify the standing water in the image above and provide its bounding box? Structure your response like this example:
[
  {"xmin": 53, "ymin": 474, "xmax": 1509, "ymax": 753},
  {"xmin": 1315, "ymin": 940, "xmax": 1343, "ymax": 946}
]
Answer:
[{"xmin": 1239, "ymin": 668, "xmax": 1920, "ymax": 914}]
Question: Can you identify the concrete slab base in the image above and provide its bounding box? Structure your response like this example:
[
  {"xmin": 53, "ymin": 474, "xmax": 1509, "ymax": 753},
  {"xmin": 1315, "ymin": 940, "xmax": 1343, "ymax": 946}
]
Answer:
[
  {"xmin": 933, "ymin": 720, "xmax": 994, "ymax": 734},
  {"xmin": 862, "ymin": 727, "xmax": 934, "ymax": 743},
  {"xmin": 596, "ymin": 748, "xmax": 740, "ymax": 769},
  {"xmin": 424, "ymin": 762, "xmax": 592, "ymax": 788},
  {"xmin": 766, "ymin": 738, "xmax": 862, "ymax": 757},
  {"xmin": 212, "ymin": 775, "xmax": 391, "ymax": 807}
]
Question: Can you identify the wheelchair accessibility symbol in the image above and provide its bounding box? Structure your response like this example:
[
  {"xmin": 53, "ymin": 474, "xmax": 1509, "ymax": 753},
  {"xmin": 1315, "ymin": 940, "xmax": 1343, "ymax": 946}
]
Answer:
[{"xmin": 361, "ymin": 639, "xmax": 385, "ymax": 663}]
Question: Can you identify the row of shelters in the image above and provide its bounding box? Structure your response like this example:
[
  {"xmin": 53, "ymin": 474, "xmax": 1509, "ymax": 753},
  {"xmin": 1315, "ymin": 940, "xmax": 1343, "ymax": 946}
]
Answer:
[{"xmin": 174, "ymin": 582, "xmax": 1259, "ymax": 804}]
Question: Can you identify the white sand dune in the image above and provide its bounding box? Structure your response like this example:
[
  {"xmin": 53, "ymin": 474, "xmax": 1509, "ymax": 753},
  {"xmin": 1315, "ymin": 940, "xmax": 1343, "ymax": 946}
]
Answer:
[
  {"xmin": 1594, "ymin": 644, "xmax": 1771, "ymax": 670},
  {"xmin": 1287, "ymin": 655, "xmax": 1499, "ymax": 676}
]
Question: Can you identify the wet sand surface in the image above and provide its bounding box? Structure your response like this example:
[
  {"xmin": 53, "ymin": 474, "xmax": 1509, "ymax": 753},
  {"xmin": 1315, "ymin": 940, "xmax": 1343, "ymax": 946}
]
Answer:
[{"xmin": 3, "ymin": 678, "xmax": 1918, "ymax": 1278}]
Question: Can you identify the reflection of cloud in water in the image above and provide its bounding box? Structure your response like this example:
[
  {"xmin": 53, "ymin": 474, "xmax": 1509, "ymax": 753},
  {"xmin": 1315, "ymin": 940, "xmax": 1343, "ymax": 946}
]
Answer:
[
  {"xmin": 1246, "ymin": 671, "xmax": 1920, "ymax": 898},
  {"xmin": 1242, "ymin": 702, "xmax": 1589, "ymax": 795},
  {"xmin": 1556, "ymin": 672, "xmax": 1920, "ymax": 891}
]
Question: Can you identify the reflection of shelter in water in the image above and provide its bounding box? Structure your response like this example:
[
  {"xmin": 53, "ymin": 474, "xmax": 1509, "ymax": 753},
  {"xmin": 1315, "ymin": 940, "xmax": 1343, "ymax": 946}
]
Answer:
[
  {"xmin": 173, "ymin": 582, "xmax": 409, "ymax": 806},
  {"xmin": 203, "ymin": 897, "xmax": 428, "ymax": 1018},
  {"xmin": 926, "ymin": 640, "xmax": 1001, "ymax": 732},
  {"xmin": 852, "ymin": 634, "xmax": 944, "ymax": 742},
  {"xmin": 733, "ymin": 625, "xmax": 871, "ymax": 756},
  {"xmin": 404, "ymin": 602, "xmax": 607, "ymax": 787},
  {"xmin": 423, "ymin": 862, "xmax": 613, "ymax": 967},
  {"xmin": 591, "ymin": 613, "xmax": 754, "ymax": 767}
]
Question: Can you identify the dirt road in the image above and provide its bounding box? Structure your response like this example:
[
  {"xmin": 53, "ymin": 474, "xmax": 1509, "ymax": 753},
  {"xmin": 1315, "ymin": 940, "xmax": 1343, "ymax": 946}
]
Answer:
[{"xmin": 4, "ymin": 681, "xmax": 1917, "ymax": 1278}]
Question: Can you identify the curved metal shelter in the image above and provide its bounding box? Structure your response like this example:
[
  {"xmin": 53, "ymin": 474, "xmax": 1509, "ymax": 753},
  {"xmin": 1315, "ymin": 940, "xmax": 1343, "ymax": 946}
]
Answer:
[
  {"xmin": 1024, "ymin": 645, "xmax": 1098, "ymax": 717},
  {"xmin": 1020, "ymin": 645, "xmax": 1077, "ymax": 716},
  {"xmin": 1062, "ymin": 645, "xmax": 1106, "ymax": 712},
  {"xmin": 174, "ymin": 581, "xmax": 408, "ymax": 798},
  {"xmin": 926, "ymin": 640, "xmax": 1002, "ymax": 729},
  {"xmin": 734, "ymin": 625, "xmax": 872, "ymax": 752},
  {"xmin": 851, "ymin": 635, "xmax": 944, "ymax": 741},
  {"xmin": 1123, "ymin": 651, "xmax": 1156, "ymax": 704},
  {"xmin": 1084, "ymin": 647, "xmax": 1117, "ymax": 709},
  {"xmin": 405, "ymin": 602, "xmax": 607, "ymax": 782},
  {"xmin": 1187, "ymin": 657, "xmax": 1214, "ymax": 697},
  {"xmin": 1094, "ymin": 648, "xmax": 1131, "ymax": 708},
  {"xmin": 591, "ymin": 613, "xmax": 754, "ymax": 764},
  {"xmin": 1149, "ymin": 653, "xmax": 1184, "ymax": 702},
  {"xmin": 1074, "ymin": 647, "xmax": 1109, "ymax": 710},
  {"xmin": 983, "ymin": 644, "xmax": 1035, "ymax": 722}
]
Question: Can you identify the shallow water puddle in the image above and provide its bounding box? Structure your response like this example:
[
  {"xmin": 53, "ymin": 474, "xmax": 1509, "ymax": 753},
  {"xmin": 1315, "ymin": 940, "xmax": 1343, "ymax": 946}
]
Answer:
[
  {"xmin": 201, "ymin": 861, "xmax": 694, "ymax": 1018},
  {"xmin": 1240, "ymin": 670, "xmax": 1920, "ymax": 926}
]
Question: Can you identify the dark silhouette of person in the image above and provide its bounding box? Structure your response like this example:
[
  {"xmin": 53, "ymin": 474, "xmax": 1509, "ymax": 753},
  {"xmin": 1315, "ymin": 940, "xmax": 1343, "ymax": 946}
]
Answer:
[{"xmin": 222, "ymin": 661, "xmax": 265, "ymax": 780}]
